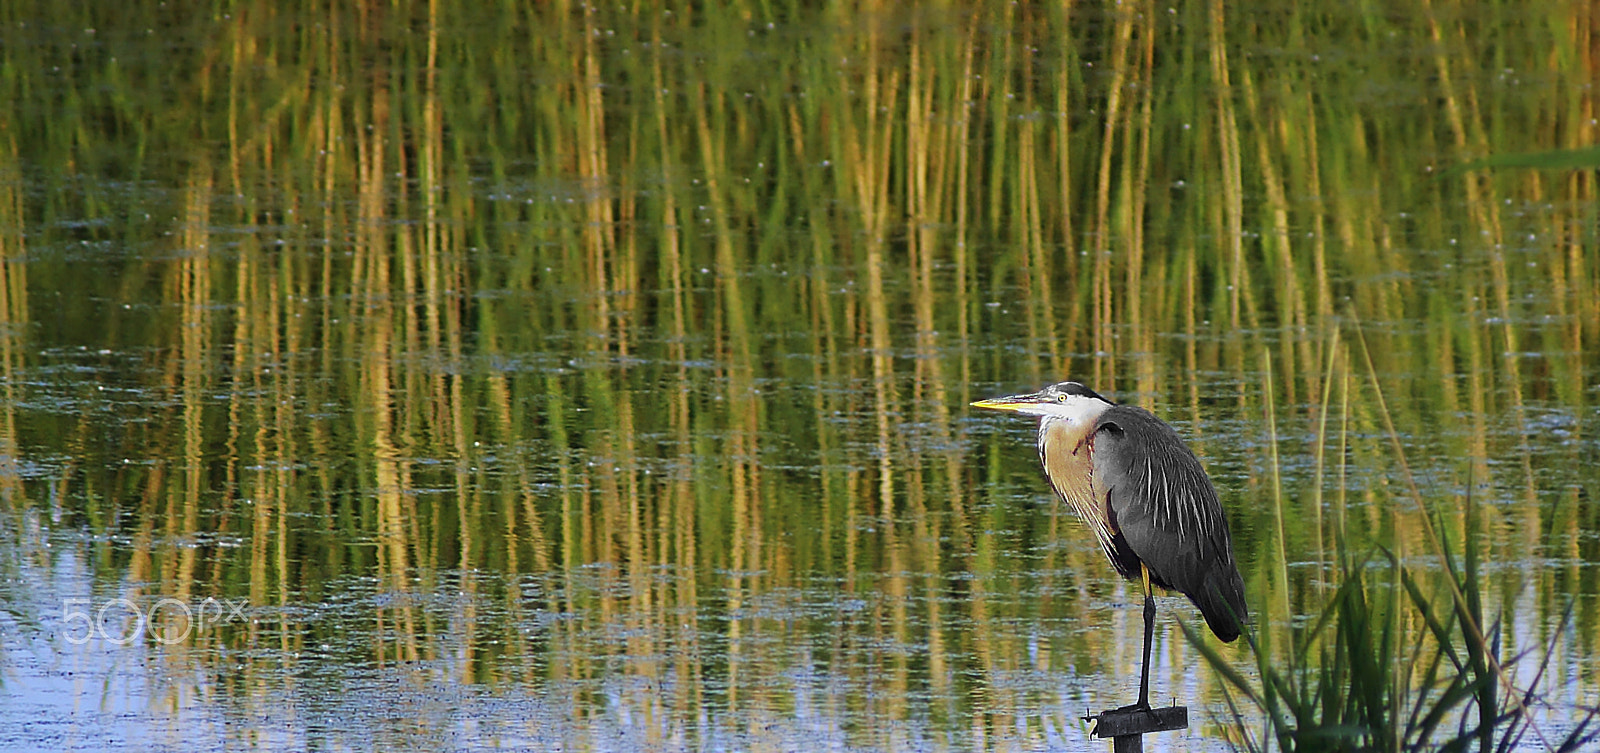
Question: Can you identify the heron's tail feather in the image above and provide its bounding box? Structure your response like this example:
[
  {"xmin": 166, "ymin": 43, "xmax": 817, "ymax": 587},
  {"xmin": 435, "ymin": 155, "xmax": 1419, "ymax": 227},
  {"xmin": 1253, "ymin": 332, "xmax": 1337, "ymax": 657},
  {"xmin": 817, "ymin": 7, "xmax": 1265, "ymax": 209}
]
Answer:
[{"xmin": 1193, "ymin": 568, "xmax": 1248, "ymax": 642}]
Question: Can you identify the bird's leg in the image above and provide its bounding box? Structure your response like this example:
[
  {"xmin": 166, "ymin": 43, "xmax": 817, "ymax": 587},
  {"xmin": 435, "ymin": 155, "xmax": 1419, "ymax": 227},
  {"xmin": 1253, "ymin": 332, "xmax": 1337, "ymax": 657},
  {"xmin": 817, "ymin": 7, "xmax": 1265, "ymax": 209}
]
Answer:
[
  {"xmin": 1117, "ymin": 564, "xmax": 1156, "ymax": 712},
  {"xmin": 1138, "ymin": 582, "xmax": 1155, "ymax": 708}
]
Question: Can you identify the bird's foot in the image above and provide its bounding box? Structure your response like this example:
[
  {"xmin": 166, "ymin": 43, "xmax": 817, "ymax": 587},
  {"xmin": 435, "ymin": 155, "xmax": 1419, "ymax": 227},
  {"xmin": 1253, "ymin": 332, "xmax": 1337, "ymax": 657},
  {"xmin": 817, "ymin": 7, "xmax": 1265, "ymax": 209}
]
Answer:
[{"xmin": 1113, "ymin": 699, "xmax": 1151, "ymax": 713}]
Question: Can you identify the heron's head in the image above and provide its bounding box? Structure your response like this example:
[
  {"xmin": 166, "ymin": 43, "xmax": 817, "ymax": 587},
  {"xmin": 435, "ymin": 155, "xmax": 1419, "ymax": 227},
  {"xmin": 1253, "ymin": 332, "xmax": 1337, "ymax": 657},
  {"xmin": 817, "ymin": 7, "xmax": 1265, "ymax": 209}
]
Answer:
[{"xmin": 970, "ymin": 381, "xmax": 1113, "ymax": 425}]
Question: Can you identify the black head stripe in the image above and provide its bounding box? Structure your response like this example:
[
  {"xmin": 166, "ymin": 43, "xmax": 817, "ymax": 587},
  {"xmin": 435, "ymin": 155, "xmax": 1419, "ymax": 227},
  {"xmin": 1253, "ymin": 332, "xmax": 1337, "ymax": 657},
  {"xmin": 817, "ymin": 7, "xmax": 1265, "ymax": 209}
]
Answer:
[{"xmin": 1053, "ymin": 381, "xmax": 1110, "ymax": 403}]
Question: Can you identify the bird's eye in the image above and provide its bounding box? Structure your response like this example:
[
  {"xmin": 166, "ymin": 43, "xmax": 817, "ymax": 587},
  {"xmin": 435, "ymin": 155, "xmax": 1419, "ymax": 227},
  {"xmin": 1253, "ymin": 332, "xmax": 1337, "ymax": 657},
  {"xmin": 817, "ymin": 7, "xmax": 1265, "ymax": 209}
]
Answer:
[{"xmin": 1056, "ymin": 394, "xmax": 1068, "ymax": 403}]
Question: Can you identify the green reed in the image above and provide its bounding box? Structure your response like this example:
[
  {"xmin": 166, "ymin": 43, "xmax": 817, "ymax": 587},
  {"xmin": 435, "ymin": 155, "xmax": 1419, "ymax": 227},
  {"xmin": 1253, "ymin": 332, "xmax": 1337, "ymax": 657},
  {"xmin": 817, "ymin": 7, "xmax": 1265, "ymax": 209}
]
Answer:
[
  {"xmin": 1190, "ymin": 519, "xmax": 1598, "ymax": 752},
  {"xmin": 1188, "ymin": 331, "xmax": 1599, "ymax": 752}
]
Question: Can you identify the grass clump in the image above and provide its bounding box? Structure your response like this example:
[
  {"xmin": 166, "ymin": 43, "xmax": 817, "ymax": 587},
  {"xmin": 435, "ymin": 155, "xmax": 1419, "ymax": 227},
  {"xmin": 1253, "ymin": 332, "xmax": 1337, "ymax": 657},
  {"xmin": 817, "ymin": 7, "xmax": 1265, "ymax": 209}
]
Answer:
[
  {"xmin": 1186, "ymin": 531, "xmax": 1598, "ymax": 752},
  {"xmin": 1192, "ymin": 336, "xmax": 1599, "ymax": 752}
]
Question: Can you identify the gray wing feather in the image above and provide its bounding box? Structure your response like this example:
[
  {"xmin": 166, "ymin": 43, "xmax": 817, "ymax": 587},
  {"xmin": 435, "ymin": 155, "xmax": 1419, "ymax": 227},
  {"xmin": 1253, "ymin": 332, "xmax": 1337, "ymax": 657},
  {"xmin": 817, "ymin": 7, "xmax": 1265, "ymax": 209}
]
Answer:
[{"xmin": 1093, "ymin": 405, "xmax": 1248, "ymax": 641}]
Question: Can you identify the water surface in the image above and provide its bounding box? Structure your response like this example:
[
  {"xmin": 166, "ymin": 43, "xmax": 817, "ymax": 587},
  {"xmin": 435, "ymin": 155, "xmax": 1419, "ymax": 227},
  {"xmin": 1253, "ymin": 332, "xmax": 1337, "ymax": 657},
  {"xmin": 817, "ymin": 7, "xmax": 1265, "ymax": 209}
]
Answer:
[{"xmin": 0, "ymin": 1, "xmax": 1597, "ymax": 750}]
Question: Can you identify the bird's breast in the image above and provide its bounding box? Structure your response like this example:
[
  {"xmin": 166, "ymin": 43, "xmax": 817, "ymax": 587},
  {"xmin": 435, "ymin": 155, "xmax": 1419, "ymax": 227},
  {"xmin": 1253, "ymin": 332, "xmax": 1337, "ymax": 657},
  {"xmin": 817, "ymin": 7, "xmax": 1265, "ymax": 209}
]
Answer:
[{"xmin": 1038, "ymin": 419, "xmax": 1103, "ymax": 524}]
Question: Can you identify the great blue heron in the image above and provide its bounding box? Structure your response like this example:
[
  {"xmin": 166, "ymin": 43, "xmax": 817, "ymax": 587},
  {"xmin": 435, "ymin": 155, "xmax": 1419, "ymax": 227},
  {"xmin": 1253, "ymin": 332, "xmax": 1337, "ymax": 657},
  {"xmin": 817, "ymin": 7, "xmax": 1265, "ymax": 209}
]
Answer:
[{"xmin": 972, "ymin": 381, "xmax": 1247, "ymax": 710}]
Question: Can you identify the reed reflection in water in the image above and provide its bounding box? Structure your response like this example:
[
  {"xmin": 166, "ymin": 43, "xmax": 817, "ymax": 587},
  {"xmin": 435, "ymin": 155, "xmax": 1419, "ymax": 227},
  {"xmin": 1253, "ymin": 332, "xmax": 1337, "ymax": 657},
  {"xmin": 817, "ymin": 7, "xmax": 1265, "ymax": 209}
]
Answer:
[{"xmin": 0, "ymin": 0, "xmax": 1595, "ymax": 750}]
